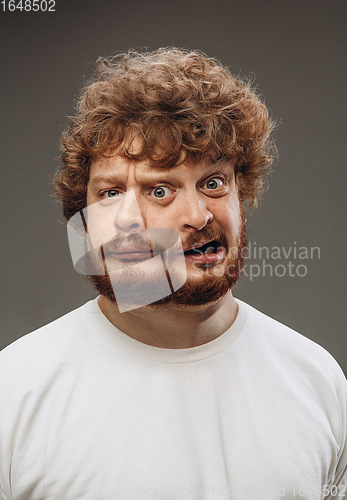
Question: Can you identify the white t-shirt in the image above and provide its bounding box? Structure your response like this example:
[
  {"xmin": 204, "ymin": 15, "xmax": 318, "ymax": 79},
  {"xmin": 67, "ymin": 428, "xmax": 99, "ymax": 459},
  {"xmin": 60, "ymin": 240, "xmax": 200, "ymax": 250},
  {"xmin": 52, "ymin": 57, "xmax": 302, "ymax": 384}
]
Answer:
[{"xmin": 0, "ymin": 298, "xmax": 346, "ymax": 500}]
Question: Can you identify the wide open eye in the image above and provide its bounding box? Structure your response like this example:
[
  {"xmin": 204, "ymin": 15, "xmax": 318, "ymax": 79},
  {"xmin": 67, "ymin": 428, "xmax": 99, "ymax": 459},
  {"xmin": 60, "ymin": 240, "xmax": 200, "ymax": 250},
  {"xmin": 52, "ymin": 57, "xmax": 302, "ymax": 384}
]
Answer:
[
  {"xmin": 152, "ymin": 186, "xmax": 171, "ymax": 198},
  {"xmin": 204, "ymin": 178, "xmax": 224, "ymax": 190}
]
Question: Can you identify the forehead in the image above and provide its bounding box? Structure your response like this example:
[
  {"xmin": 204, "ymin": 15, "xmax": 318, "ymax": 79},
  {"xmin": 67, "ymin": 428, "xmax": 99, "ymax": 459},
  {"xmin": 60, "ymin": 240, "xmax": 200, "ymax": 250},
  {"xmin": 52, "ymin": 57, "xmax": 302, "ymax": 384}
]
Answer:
[{"xmin": 88, "ymin": 156, "xmax": 236, "ymax": 187}]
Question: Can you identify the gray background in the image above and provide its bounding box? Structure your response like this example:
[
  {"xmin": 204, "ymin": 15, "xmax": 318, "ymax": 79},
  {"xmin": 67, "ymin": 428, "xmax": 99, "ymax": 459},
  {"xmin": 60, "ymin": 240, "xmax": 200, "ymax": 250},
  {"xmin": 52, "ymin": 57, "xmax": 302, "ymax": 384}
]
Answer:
[{"xmin": 1, "ymin": 0, "xmax": 346, "ymax": 373}]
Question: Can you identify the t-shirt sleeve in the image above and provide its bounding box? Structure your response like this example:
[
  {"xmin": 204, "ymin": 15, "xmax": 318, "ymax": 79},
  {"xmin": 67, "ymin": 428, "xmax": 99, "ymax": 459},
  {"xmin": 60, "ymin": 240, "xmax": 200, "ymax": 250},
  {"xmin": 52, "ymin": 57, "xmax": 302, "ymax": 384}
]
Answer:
[{"xmin": 324, "ymin": 366, "xmax": 347, "ymax": 499}]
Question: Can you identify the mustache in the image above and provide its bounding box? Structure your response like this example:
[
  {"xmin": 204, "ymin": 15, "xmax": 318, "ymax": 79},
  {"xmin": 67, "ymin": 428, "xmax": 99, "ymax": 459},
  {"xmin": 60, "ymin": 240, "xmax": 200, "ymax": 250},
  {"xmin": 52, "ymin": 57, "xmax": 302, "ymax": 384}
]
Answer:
[
  {"xmin": 182, "ymin": 227, "xmax": 228, "ymax": 252},
  {"xmin": 102, "ymin": 232, "xmax": 151, "ymax": 253},
  {"xmin": 101, "ymin": 227, "xmax": 229, "ymax": 254}
]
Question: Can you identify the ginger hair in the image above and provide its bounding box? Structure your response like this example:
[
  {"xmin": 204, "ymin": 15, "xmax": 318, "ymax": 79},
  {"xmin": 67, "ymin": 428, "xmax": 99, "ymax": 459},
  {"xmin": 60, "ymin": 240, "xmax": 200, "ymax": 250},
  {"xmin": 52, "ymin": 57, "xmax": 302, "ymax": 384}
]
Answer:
[{"xmin": 54, "ymin": 48, "xmax": 276, "ymax": 220}]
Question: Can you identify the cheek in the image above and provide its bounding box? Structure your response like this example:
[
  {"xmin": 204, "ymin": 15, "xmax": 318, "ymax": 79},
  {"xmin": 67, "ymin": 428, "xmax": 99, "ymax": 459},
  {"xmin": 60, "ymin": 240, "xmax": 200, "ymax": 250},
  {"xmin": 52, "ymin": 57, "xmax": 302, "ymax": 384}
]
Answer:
[
  {"xmin": 138, "ymin": 204, "xmax": 174, "ymax": 229},
  {"xmin": 86, "ymin": 210, "xmax": 117, "ymax": 247},
  {"xmin": 87, "ymin": 218, "xmax": 107, "ymax": 247},
  {"xmin": 212, "ymin": 199, "xmax": 241, "ymax": 233}
]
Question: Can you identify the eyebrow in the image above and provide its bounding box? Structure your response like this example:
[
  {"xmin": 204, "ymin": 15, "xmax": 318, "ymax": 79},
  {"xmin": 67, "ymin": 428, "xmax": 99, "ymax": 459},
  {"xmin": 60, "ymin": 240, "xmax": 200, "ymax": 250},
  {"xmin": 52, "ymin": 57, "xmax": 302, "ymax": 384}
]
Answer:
[
  {"xmin": 88, "ymin": 175, "xmax": 123, "ymax": 188},
  {"xmin": 88, "ymin": 171, "xmax": 177, "ymax": 188},
  {"xmin": 89, "ymin": 163, "xmax": 234, "ymax": 188}
]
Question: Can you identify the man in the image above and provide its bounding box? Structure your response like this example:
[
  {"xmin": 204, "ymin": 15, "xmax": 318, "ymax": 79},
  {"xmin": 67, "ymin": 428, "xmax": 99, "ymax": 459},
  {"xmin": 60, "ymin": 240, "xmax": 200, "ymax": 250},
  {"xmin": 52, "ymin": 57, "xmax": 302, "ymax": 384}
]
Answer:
[{"xmin": 0, "ymin": 48, "xmax": 346, "ymax": 499}]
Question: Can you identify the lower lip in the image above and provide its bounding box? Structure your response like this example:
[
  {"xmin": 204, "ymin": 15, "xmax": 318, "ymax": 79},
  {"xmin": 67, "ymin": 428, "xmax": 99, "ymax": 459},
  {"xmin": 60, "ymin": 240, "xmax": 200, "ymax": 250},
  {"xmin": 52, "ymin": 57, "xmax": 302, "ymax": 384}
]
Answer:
[{"xmin": 184, "ymin": 247, "xmax": 225, "ymax": 264}]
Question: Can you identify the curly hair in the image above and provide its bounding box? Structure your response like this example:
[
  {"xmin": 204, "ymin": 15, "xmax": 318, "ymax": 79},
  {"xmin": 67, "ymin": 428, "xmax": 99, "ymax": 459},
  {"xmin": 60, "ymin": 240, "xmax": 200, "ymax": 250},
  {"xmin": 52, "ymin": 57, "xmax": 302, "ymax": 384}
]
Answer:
[{"xmin": 53, "ymin": 48, "xmax": 276, "ymax": 220}]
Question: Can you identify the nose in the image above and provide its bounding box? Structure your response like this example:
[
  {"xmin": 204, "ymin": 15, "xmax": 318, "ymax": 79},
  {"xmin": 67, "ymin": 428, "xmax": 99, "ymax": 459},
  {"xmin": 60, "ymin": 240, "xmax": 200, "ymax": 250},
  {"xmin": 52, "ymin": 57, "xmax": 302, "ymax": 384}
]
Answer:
[
  {"xmin": 113, "ymin": 190, "xmax": 145, "ymax": 233},
  {"xmin": 179, "ymin": 191, "xmax": 213, "ymax": 232}
]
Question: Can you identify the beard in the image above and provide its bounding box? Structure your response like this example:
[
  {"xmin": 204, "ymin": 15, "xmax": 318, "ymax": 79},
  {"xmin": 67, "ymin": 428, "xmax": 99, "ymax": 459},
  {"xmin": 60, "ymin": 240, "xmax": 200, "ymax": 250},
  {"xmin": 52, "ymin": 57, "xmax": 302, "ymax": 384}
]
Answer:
[{"xmin": 86, "ymin": 208, "xmax": 247, "ymax": 310}]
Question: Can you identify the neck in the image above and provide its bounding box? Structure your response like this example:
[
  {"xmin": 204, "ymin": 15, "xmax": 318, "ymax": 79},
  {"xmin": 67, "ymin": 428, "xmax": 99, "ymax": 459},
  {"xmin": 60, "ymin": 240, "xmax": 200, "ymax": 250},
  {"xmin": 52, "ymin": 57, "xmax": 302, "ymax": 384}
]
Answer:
[{"xmin": 97, "ymin": 292, "xmax": 238, "ymax": 349}]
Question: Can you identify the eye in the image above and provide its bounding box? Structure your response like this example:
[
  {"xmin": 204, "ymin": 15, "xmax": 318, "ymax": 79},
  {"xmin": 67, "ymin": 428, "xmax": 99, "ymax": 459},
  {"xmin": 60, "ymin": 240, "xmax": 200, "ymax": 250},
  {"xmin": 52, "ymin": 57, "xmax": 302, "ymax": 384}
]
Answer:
[
  {"xmin": 204, "ymin": 178, "xmax": 224, "ymax": 190},
  {"xmin": 105, "ymin": 189, "xmax": 121, "ymax": 198},
  {"xmin": 99, "ymin": 189, "xmax": 124, "ymax": 205},
  {"xmin": 152, "ymin": 186, "xmax": 171, "ymax": 198}
]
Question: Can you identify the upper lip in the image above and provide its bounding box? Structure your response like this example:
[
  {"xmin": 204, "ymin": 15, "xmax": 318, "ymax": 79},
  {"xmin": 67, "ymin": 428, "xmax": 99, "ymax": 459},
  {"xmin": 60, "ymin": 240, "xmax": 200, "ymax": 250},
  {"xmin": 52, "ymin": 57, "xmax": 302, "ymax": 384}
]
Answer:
[
  {"xmin": 108, "ymin": 238, "xmax": 222, "ymax": 254},
  {"xmin": 183, "ymin": 238, "xmax": 218, "ymax": 252}
]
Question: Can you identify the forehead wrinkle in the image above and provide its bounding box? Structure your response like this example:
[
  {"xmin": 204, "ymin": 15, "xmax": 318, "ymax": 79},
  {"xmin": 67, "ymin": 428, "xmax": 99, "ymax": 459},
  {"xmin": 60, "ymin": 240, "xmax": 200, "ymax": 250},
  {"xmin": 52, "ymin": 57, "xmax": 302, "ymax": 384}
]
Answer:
[
  {"xmin": 134, "ymin": 166, "xmax": 174, "ymax": 184},
  {"xmin": 89, "ymin": 174, "xmax": 121, "ymax": 187},
  {"xmin": 89, "ymin": 158, "xmax": 139, "ymax": 187},
  {"xmin": 136, "ymin": 160, "xmax": 235, "ymax": 184},
  {"xmin": 134, "ymin": 160, "xmax": 224, "ymax": 182}
]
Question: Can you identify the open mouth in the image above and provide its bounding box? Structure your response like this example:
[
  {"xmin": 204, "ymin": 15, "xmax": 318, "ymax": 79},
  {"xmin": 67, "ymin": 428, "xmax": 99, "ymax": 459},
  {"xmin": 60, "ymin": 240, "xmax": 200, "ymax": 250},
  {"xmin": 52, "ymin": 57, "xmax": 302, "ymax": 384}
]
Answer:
[{"xmin": 184, "ymin": 240, "xmax": 222, "ymax": 255}]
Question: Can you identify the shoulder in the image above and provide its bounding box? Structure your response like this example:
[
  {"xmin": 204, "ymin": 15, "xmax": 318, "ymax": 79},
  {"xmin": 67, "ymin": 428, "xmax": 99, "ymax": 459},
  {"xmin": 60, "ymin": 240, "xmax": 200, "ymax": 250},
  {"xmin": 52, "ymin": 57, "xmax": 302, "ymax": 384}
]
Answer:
[
  {"xmin": 236, "ymin": 299, "xmax": 347, "ymax": 465},
  {"xmin": 0, "ymin": 298, "xmax": 99, "ymax": 385},
  {"xmin": 236, "ymin": 298, "xmax": 347, "ymax": 393}
]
